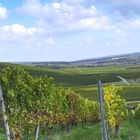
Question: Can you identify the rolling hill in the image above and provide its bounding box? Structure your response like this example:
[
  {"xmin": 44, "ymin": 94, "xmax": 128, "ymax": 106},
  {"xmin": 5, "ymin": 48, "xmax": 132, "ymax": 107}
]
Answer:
[{"xmin": 19, "ymin": 52, "xmax": 140, "ymax": 68}]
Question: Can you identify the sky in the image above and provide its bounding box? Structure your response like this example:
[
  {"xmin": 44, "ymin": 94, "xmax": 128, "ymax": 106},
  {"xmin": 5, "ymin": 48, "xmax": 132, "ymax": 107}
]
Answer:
[{"xmin": 0, "ymin": 0, "xmax": 140, "ymax": 62}]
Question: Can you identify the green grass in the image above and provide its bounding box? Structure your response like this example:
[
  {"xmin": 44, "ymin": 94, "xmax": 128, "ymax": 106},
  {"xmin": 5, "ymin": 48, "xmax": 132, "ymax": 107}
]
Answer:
[
  {"xmin": 72, "ymin": 85, "xmax": 140, "ymax": 102},
  {"xmin": 118, "ymin": 120, "xmax": 140, "ymax": 140},
  {"xmin": 36, "ymin": 120, "xmax": 140, "ymax": 140},
  {"xmin": 1, "ymin": 120, "xmax": 140, "ymax": 140},
  {"xmin": 0, "ymin": 133, "xmax": 5, "ymax": 140}
]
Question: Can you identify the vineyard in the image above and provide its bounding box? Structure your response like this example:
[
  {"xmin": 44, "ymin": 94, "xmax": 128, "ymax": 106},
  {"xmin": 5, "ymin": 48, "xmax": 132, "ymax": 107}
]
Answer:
[
  {"xmin": 0, "ymin": 65, "xmax": 140, "ymax": 140},
  {"xmin": 0, "ymin": 0, "xmax": 140, "ymax": 138}
]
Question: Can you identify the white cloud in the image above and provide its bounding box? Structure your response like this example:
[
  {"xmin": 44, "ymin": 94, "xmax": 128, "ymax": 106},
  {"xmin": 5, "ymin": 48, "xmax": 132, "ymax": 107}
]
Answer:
[
  {"xmin": 107, "ymin": 0, "xmax": 140, "ymax": 5},
  {"xmin": 0, "ymin": 23, "xmax": 53, "ymax": 49},
  {"xmin": 1, "ymin": 1, "xmax": 140, "ymax": 48},
  {"xmin": 71, "ymin": 16, "xmax": 110, "ymax": 31},
  {"xmin": 52, "ymin": 2, "xmax": 61, "ymax": 9},
  {"xmin": 17, "ymin": 0, "xmax": 112, "ymax": 32},
  {"xmin": 2, "ymin": 24, "xmax": 36, "ymax": 35},
  {"xmin": 0, "ymin": 24, "xmax": 37, "ymax": 40},
  {"xmin": 1, "ymin": 0, "xmax": 139, "ymax": 46},
  {"xmin": 0, "ymin": 0, "xmax": 140, "ymax": 61},
  {"xmin": 101, "ymin": 0, "xmax": 140, "ymax": 16},
  {"xmin": 128, "ymin": 19, "xmax": 140, "ymax": 28},
  {"xmin": 65, "ymin": 0, "xmax": 87, "ymax": 5},
  {"xmin": 17, "ymin": 0, "xmax": 138, "ymax": 39},
  {"xmin": 17, "ymin": 0, "xmax": 41, "ymax": 17},
  {"xmin": 0, "ymin": 5, "xmax": 7, "ymax": 19}
]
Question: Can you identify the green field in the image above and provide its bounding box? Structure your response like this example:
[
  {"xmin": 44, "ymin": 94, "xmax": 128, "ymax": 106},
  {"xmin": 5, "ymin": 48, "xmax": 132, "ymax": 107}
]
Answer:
[
  {"xmin": 0, "ymin": 63, "xmax": 140, "ymax": 139},
  {"xmin": 1, "ymin": 63, "xmax": 140, "ymax": 85},
  {"xmin": 0, "ymin": 63, "xmax": 140, "ymax": 102},
  {"xmin": 26, "ymin": 65, "xmax": 140, "ymax": 86},
  {"xmin": 71, "ymin": 85, "xmax": 140, "ymax": 101},
  {"xmin": 1, "ymin": 120, "xmax": 140, "ymax": 140},
  {"xmin": 22, "ymin": 64, "xmax": 140, "ymax": 107}
]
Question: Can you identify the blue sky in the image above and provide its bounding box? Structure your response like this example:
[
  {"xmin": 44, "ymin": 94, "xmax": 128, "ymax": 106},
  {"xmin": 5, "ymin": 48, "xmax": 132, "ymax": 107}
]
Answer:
[{"xmin": 0, "ymin": 0, "xmax": 140, "ymax": 61}]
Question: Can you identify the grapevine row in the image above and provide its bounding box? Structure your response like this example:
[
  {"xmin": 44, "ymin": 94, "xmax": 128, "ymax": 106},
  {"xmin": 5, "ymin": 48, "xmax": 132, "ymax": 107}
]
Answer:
[{"xmin": 0, "ymin": 66, "xmax": 127, "ymax": 139}]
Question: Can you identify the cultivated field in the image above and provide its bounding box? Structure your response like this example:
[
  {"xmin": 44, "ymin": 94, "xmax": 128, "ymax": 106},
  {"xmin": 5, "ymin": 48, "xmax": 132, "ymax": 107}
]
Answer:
[
  {"xmin": 0, "ymin": 63, "xmax": 140, "ymax": 140},
  {"xmin": 0, "ymin": 63, "xmax": 140, "ymax": 103}
]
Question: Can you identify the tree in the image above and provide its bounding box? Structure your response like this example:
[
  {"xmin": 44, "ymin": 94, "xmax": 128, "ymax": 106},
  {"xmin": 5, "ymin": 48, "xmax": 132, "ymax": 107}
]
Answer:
[{"xmin": 104, "ymin": 85, "xmax": 128, "ymax": 137}]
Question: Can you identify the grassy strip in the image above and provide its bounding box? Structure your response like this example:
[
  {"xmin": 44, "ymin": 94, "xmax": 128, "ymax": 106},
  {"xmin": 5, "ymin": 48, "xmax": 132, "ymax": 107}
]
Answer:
[
  {"xmin": 36, "ymin": 120, "xmax": 140, "ymax": 140},
  {"xmin": 1, "ymin": 120, "xmax": 140, "ymax": 140},
  {"xmin": 73, "ymin": 85, "xmax": 140, "ymax": 101}
]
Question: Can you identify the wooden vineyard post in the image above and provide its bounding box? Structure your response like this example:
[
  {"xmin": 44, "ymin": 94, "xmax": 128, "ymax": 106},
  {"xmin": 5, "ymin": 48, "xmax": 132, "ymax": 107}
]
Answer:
[
  {"xmin": 97, "ymin": 80, "xmax": 108, "ymax": 140},
  {"xmin": 0, "ymin": 85, "xmax": 10, "ymax": 140}
]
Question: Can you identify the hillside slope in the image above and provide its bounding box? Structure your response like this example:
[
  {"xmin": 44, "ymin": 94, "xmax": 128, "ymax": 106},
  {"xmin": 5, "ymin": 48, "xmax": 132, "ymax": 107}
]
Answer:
[{"xmin": 20, "ymin": 52, "xmax": 140, "ymax": 68}]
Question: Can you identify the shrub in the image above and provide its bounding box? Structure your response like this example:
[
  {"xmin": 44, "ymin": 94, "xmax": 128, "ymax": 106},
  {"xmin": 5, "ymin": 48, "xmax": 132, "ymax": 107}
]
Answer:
[{"xmin": 135, "ymin": 104, "xmax": 140, "ymax": 119}]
